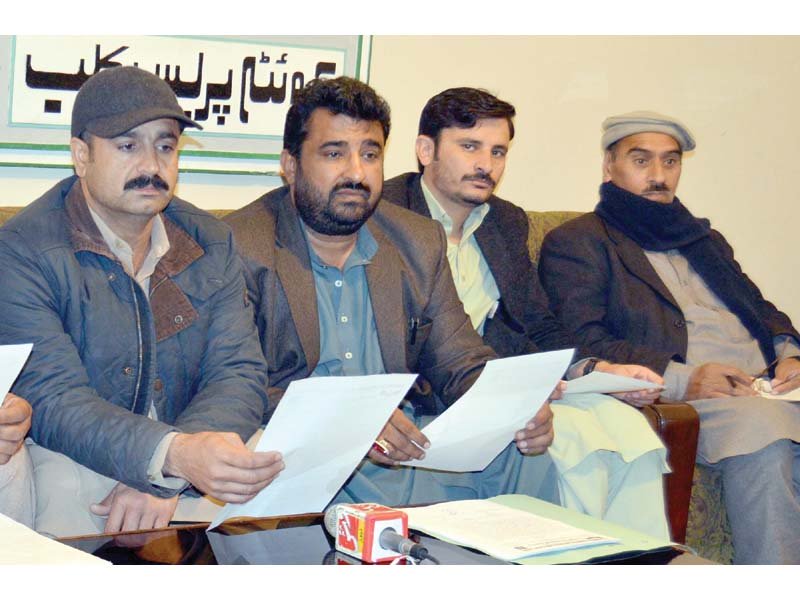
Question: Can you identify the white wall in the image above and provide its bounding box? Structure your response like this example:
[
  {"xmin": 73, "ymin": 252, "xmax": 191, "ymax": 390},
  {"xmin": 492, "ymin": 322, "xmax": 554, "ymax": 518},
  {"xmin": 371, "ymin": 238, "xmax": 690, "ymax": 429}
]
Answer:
[{"xmin": 4, "ymin": 35, "xmax": 799, "ymax": 325}]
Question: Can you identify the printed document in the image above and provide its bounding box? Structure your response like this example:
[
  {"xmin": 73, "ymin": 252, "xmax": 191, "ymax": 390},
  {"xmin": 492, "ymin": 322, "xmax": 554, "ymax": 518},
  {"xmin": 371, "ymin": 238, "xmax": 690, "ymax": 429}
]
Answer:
[
  {"xmin": 0, "ymin": 343, "xmax": 33, "ymax": 406},
  {"xmin": 209, "ymin": 373, "xmax": 417, "ymax": 530},
  {"xmin": 404, "ymin": 499, "xmax": 618, "ymax": 561},
  {"xmin": 412, "ymin": 350, "xmax": 573, "ymax": 472}
]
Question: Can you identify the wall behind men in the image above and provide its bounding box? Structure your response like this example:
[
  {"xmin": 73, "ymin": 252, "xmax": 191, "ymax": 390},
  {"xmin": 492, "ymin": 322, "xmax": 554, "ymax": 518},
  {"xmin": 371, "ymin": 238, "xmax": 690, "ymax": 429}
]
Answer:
[{"xmin": 3, "ymin": 36, "xmax": 798, "ymax": 326}]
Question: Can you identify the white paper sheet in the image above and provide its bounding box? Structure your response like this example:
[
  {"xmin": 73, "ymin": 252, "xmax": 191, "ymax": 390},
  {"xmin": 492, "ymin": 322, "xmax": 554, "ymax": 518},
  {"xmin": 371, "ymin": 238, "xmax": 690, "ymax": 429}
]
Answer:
[
  {"xmin": 411, "ymin": 350, "xmax": 574, "ymax": 472},
  {"xmin": 0, "ymin": 343, "xmax": 33, "ymax": 407},
  {"xmin": 759, "ymin": 392, "xmax": 800, "ymax": 402},
  {"xmin": 404, "ymin": 499, "xmax": 618, "ymax": 561},
  {"xmin": 751, "ymin": 378, "xmax": 800, "ymax": 402},
  {"xmin": 0, "ymin": 513, "xmax": 109, "ymax": 565},
  {"xmin": 563, "ymin": 371, "xmax": 664, "ymax": 395},
  {"xmin": 208, "ymin": 373, "xmax": 417, "ymax": 530}
]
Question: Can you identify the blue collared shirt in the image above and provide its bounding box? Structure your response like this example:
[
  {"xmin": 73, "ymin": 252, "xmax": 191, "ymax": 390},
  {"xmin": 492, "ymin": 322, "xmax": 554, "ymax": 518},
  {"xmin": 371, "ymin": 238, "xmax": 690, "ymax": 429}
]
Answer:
[{"xmin": 304, "ymin": 220, "xmax": 386, "ymax": 377}]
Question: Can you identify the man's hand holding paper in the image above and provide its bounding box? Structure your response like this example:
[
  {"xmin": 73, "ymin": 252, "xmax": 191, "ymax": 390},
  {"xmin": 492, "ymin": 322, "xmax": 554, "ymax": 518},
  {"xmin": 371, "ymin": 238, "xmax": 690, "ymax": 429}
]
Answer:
[
  {"xmin": 412, "ymin": 350, "xmax": 575, "ymax": 472},
  {"xmin": 371, "ymin": 382, "xmax": 561, "ymax": 465},
  {"xmin": 514, "ymin": 388, "xmax": 559, "ymax": 456},
  {"xmin": 165, "ymin": 431, "xmax": 285, "ymax": 503},
  {"xmin": 0, "ymin": 393, "xmax": 32, "ymax": 465},
  {"xmin": 0, "ymin": 343, "xmax": 35, "ymax": 465},
  {"xmin": 368, "ymin": 408, "xmax": 430, "ymax": 466},
  {"xmin": 591, "ymin": 362, "xmax": 665, "ymax": 407},
  {"xmin": 208, "ymin": 374, "xmax": 417, "ymax": 529}
]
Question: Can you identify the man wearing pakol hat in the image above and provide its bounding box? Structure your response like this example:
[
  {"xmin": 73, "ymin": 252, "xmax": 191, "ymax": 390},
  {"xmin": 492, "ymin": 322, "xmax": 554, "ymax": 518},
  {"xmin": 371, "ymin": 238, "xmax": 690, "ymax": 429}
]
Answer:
[
  {"xmin": 539, "ymin": 111, "xmax": 800, "ymax": 563},
  {"xmin": 0, "ymin": 66, "xmax": 283, "ymax": 536}
]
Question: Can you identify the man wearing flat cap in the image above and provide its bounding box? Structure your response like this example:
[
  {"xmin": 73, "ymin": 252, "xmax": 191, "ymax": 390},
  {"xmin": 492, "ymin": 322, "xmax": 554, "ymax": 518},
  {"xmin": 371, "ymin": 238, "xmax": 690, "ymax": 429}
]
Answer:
[
  {"xmin": 539, "ymin": 111, "xmax": 800, "ymax": 563},
  {"xmin": 0, "ymin": 66, "xmax": 283, "ymax": 536}
]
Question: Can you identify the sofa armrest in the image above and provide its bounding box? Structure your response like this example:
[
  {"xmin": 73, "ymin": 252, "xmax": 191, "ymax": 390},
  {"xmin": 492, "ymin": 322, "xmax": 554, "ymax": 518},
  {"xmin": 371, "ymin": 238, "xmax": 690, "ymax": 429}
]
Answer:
[{"xmin": 640, "ymin": 401, "xmax": 699, "ymax": 544}]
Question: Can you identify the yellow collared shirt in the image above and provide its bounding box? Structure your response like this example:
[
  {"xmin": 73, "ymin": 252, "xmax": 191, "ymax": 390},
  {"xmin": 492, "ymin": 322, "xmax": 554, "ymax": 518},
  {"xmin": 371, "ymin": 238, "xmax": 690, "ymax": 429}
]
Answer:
[{"xmin": 421, "ymin": 178, "xmax": 500, "ymax": 335}]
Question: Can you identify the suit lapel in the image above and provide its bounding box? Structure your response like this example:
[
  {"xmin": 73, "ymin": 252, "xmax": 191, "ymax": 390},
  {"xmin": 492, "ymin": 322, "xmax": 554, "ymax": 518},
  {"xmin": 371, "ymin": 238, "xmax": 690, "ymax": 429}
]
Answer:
[
  {"xmin": 273, "ymin": 197, "xmax": 321, "ymax": 370},
  {"xmin": 474, "ymin": 204, "xmax": 508, "ymax": 293},
  {"xmin": 365, "ymin": 219, "xmax": 407, "ymax": 373},
  {"xmin": 606, "ymin": 223, "xmax": 681, "ymax": 311}
]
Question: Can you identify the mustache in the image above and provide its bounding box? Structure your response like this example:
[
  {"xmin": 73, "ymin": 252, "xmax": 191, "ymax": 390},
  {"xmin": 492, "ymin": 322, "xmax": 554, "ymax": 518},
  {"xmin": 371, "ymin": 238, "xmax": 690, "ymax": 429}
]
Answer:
[
  {"xmin": 123, "ymin": 174, "xmax": 170, "ymax": 192},
  {"xmin": 332, "ymin": 180, "xmax": 371, "ymax": 196},
  {"xmin": 462, "ymin": 172, "xmax": 496, "ymax": 187},
  {"xmin": 644, "ymin": 182, "xmax": 670, "ymax": 193}
]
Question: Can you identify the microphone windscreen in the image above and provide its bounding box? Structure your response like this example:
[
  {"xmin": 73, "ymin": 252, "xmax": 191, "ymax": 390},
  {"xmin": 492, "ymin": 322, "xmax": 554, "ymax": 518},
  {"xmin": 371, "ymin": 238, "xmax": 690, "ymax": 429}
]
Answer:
[{"xmin": 323, "ymin": 503, "xmax": 344, "ymax": 537}]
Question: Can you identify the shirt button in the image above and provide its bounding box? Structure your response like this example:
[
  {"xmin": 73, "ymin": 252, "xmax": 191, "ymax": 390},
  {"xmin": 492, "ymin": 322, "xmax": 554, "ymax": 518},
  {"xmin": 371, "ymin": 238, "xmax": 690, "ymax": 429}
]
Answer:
[
  {"xmin": 154, "ymin": 379, "xmax": 163, "ymax": 391},
  {"xmin": 340, "ymin": 316, "xmax": 349, "ymax": 323},
  {"xmin": 335, "ymin": 280, "xmax": 343, "ymax": 288},
  {"xmin": 174, "ymin": 315, "xmax": 184, "ymax": 324},
  {"xmin": 108, "ymin": 273, "xmax": 116, "ymax": 282},
  {"xmin": 344, "ymin": 352, "xmax": 353, "ymax": 360},
  {"xmin": 674, "ymin": 319, "xmax": 685, "ymax": 328},
  {"xmin": 122, "ymin": 366, "xmax": 133, "ymax": 376}
]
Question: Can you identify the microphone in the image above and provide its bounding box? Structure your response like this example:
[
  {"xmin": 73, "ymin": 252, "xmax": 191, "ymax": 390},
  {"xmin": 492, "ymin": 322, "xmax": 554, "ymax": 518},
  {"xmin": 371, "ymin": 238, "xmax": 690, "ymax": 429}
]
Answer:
[
  {"xmin": 379, "ymin": 527, "xmax": 429, "ymax": 561},
  {"xmin": 323, "ymin": 503, "xmax": 429, "ymax": 563}
]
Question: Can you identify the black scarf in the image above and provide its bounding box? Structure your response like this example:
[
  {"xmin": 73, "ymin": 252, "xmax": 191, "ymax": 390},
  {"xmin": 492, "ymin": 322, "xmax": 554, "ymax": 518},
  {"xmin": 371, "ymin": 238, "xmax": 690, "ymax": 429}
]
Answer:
[{"xmin": 595, "ymin": 181, "xmax": 776, "ymax": 366}]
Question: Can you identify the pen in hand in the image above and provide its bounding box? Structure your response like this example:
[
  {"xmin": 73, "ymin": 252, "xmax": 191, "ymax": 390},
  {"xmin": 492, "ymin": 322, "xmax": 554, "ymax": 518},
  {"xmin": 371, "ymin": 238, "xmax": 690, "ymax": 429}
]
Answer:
[
  {"xmin": 752, "ymin": 357, "xmax": 781, "ymax": 381},
  {"xmin": 725, "ymin": 373, "xmax": 754, "ymax": 394}
]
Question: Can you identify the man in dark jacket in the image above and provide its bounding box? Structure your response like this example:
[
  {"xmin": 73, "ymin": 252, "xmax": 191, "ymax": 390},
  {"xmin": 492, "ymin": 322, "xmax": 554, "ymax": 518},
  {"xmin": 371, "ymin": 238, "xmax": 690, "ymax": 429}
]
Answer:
[
  {"xmin": 539, "ymin": 111, "xmax": 800, "ymax": 563},
  {"xmin": 227, "ymin": 77, "xmax": 561, "ymax": 509},
  {"xmin": 382, "ymin": 88, "xmax": 670, "ymax": 538},
  {"xmin": 0, "ymin": 67, "xmax": 283, "ymax": 537}
]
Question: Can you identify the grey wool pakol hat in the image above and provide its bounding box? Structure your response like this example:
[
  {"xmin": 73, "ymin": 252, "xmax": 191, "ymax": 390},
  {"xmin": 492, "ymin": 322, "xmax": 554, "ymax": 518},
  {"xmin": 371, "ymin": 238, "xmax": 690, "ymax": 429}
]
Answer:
[
  {"xmin": 71, "ymin": 65, "xmax": 202, "ymax": 139},
  {"xmin": 601, "ymin": 111, "xmax": 696, "ymax": 152}
]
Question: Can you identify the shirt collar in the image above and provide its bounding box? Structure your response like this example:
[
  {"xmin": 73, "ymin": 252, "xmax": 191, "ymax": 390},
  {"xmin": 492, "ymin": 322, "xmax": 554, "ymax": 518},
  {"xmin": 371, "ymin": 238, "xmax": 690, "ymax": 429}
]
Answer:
[
  {"xmin": 88, "ymin": 205, "xmax": 170, "ymax": 276},
  {"xmin": 300, "ymin": 215, "xmax": 378, "ymax": 272},
  {"xmin": 420, "ymin": 176, "xmax": 490, "ymax": 242}
]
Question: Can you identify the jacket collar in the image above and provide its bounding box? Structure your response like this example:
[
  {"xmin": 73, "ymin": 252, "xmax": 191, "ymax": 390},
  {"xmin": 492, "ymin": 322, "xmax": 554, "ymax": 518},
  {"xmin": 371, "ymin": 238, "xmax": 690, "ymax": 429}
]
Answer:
[
  {"xmin": 272, "ymin": 188, "xmax": 321, "ymax": 370},
  {"xmin": 65, "ymin": 179, "xmax": 205, "ymax": 342},
  {"xmin": 364, "ymin": 212, "xmax": 407, "ymax": 373},
  {"xmin": 405, "ymin": 172, "xmax": 433, "ymax": 218},
  {"xmin": 65, "ymin": 181, "xmax": 118, "ymax": 261},
  {"xmin": 65, "ymin": 179, "xmax": 204, "ymax": 282},
  {"xmin": 602, "ymin": 216, "xmax": 681, "ymax": 312}
]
